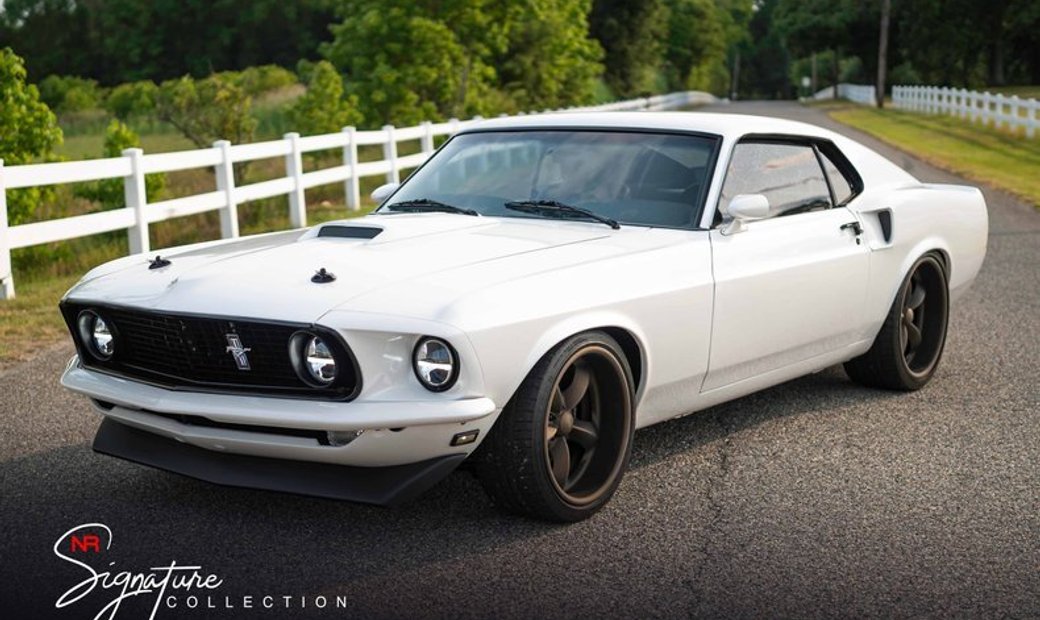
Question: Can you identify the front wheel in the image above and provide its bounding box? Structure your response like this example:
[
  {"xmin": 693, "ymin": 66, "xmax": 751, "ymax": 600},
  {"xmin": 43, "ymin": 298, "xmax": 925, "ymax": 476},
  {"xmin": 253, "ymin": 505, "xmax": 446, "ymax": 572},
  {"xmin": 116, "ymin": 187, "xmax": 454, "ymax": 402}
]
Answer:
[
  {"xmin": 845, "ymin": 254, "xmax": 950, "ymax": 390},
  {"xmin": 475, "ymin": 331, "xmax": 634, "ymax": 522}
]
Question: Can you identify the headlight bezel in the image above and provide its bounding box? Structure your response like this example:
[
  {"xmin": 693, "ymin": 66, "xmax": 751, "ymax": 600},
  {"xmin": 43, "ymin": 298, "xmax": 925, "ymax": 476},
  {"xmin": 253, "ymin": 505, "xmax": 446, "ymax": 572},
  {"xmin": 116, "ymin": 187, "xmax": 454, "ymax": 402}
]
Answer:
[
  {"xmin": 76, "ymin": 309, "xmax": 116, "ymax": 361},
  {"xmin": 288, "ymin": 329, "xmax": 356, "ymax": 391},
  {"xmin": 412, "ymin": 336, "xmax": 460, "ymax": 392}
]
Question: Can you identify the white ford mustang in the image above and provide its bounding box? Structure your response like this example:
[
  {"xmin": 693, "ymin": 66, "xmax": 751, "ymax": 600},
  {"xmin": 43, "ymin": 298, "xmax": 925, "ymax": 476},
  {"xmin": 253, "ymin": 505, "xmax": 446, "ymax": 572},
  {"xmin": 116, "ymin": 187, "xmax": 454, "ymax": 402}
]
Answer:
[{"xmin": 60, "ymin": 112, "xmax": 988, "ymax": 521}]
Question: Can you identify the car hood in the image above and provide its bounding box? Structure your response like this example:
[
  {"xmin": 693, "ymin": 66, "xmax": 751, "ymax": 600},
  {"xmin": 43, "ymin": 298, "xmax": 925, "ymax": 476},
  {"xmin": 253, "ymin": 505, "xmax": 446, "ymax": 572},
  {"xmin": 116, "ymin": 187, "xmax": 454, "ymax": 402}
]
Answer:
[{"xmin": 67, "ymin": 213, "xmax": 645, "ymax": 323}]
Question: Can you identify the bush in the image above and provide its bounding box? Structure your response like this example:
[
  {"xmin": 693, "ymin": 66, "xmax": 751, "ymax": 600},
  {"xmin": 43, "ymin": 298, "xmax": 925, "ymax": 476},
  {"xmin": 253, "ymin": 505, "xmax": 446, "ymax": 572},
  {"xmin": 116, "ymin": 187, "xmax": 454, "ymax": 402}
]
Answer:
[
  {"xmin": 216, "ymin": 65, "xmax": 298, "ymax": 97},
  {"xmin": 75, "ymin": 121, "xmax": 165, "ymax": 210},
  {"xmin": 288, "ymin": 61, "xmax": 363, "ymax": 135},
  {"xmin": 155, "ymin": 74, "xmax": 257, "ymax": 148},
  {"xmin": 0, "ymin": 48, "xmax": 63, "ymax": 225},
  {"xmin": 104, "ymin": 80, "xmax": 158, "ymax": 120},
  {"xmin": 37, "ymin": 75, "xmax": 103, "ymax": 114}
]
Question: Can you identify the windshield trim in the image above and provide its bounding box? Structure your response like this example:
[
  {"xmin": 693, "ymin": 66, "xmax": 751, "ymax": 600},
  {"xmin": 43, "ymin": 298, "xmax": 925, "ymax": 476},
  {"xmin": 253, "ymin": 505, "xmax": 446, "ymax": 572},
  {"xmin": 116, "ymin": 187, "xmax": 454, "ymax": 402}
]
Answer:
[{"xmin": 374, "ymin": 126, "xmax": 723, "ymax": 232}]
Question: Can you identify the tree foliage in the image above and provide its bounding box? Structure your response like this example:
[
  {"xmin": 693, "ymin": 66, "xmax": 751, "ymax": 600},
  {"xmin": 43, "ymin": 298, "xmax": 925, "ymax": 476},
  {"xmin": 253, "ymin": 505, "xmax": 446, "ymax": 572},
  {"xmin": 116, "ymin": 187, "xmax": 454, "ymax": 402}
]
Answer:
[
  {"xmin": 36, "ymin": 75, "xmax": 103, "ymax": 114},
  {"xmin": 0, "ymin": 0, "xmax": 336, "ymax": 86},
  {"xmin": 493, "ymin": 0, "xmax": 604, "ymax": 112},
  {"xmin": 104, "ymin": 80, "xmax": 159, "ymax": 120},
  {"xmin": 154, "ymin": 75, "xmax": 257, "ymax": 148},
  {"xmin": 0, "ymin": 47, "xmax": 62, "ymax": 225},
  {"xmin": 75, "ymin": 121, "xmax": 165, "ymax": 210},
  {"xmin": 322, "ymin": 0, "xmax": 603, "ymax": 125},
  {"xmin": 662, "ymin": 0, "xmax": 728, "ymax": 92},
  {"xmin": 588, "ymin": 0, "xmax": 668, "ymax": 98},
  {"xmin": 288, "ymin": 61, "xmax": 363, "ymax": 135}
]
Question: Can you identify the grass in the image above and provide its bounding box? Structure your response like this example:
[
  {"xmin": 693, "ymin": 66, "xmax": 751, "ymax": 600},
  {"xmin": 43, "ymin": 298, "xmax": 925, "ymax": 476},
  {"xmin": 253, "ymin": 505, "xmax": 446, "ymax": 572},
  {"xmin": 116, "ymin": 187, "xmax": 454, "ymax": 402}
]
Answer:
[
  {"xmin": 0, "ymin": 275, "xmax": 79, "ymax": 370},
  {"xmin": 988, "ymin": 85, "xmax": 1040, "ymax": 100},
  {"xmin": 827, "ymin": 104, "xmax": 1040, "ymax": 208}
]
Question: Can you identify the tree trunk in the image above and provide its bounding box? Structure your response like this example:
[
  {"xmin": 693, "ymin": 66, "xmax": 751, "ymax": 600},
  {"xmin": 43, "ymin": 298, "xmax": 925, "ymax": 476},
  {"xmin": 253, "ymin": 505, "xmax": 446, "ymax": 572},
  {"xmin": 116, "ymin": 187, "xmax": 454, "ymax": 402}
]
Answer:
[
  {"xmin": 730, "ymin": 48, "xmax": 740, "ymax": 101},
  {"xmin": 811, "ymin": 52, "xmax": 817, "ymax": 95},
  {"xmin": 832, "ymin": 49, "xmax": 840, "ymax": 99},
  {"xmin": 988, "ymin": 40, "xmax": 1006, "ymax": 86},
  {"xmin": 876, "ymin": 0, "xmax": 891, "ymax": 108}
]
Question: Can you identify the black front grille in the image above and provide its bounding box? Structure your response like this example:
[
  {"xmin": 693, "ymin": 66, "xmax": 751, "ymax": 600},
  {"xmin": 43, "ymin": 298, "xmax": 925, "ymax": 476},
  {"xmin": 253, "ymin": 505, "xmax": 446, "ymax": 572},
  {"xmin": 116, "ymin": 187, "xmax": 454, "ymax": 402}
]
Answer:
[{"xmin": 61, "ymin": 302, "xmax": 360, "ymax": 401}]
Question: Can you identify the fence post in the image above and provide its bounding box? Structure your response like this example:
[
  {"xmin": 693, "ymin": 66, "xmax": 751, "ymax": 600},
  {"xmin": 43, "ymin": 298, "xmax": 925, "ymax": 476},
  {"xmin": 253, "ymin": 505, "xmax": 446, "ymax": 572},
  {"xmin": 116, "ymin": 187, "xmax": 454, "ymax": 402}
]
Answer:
[
  {"xmin": 284, "ymin": 132, "xmax": 306, "ymax": 228},
  {"xmin": 1027, "ymin": 100, "xmax": 1037, "ymax": 139},
  {"xmin": 214, "ymin": 140, "xmax": 239, "ymax": 239},
  {"xmin": 421, "ymin": 121, "xmax": 435, "ymax": 156},
  {"xmin": 1010, "ymin": 96, "xmax": 1021, "ymax": 135},
  {"xmin": 342, "ymin": 126, "xmax": 360, "ymax": 211},
  {"xmin": 449, "ymin": 118, "xmax": 460, "ymax": 137},
  {"xmin": 123, "ymin": 148, "xmax": 149, "ymax": 255},
  {"xmin": 382, "ymin": 125, "xmax": 399, "ymax": 185},
  {"xmin": 0, "ymin": 160, "xmax": 13, "ymax": 300}
]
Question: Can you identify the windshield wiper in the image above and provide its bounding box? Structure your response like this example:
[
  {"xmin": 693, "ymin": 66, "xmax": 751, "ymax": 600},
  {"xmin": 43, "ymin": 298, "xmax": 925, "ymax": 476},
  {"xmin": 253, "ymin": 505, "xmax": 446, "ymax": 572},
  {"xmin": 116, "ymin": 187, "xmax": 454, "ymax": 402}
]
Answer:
[
  {"xmin": 504, "ymin": 199, "xmax": 620, "ymax": 230},
  {"xmin": 385, "ymin": 199, "xmax": 479, "ymax": 217}
]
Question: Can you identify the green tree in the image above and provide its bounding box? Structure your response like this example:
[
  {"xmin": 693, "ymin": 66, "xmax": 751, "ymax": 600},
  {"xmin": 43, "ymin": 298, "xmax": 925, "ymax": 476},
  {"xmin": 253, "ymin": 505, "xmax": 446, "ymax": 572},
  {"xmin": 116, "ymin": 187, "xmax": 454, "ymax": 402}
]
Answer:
[
  {"xmin": 494, "ymin": 0, "xmax": 604, "ymax": 111},
  {"xmin": 75, "ymin": 121, "xmax": 166, "ymax": 210},
  {"xmin": 36, "ymin": 75, "xmax": 103, "ymax": 114},
  {"xmin": 322, "ymin": 1, "xmax": 497, "ymax": 125},
  {"xmin": 774, "ymin": 0, "xmax": 856, "ymax": 92},
  {"xmin": 104, "ymin": 80, "xmax": 159, "ymax": 120},
  {"xmin": 155, "ymin": 74, "xmax": 257, "ymax": 148},
  {"xmin": 589, "ymin": 0, "xmax": 668, "ymax": 98},
  {"xmin": 288, "ymin": 61, "xmax": 364, "ymax": 135},
  {"xmin": 0, "ymin": 48, "xmax": 63, "ymax": 226},
  {"xmin": 662, "ymin": 0, "xmax": 727, "ymax": 92}
]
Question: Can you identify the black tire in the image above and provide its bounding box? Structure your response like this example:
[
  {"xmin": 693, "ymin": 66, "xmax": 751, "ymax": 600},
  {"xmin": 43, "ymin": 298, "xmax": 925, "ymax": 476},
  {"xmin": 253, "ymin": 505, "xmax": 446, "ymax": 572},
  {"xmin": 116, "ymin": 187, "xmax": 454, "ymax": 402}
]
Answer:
[
  {"xmin": 474, "ymin": 331, "xmax": 635, "ymax": 522},
  {"xmin": 845, "ymin": 253, "xmax": 950, "ymax": 390}
]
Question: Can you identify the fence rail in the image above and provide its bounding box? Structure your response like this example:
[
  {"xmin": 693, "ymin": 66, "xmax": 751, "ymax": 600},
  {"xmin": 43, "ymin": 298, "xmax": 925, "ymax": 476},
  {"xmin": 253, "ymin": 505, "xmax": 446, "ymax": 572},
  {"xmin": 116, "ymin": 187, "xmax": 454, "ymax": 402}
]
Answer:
[
  {"xmin": 811, "ymin": 83, "xmax": 877, "ymax": 105},
  {"xmin": 892, "ymin": 85, "xmax": 1039, "ymax": 138},
  {"xmin": 0, "ymin": 90, "xmax": 715, "ymax": 299}
]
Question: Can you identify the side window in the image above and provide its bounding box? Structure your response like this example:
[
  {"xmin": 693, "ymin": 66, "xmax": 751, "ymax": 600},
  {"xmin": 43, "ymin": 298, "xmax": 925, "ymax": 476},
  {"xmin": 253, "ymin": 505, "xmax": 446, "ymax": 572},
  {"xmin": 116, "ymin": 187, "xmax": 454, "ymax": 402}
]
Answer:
[
  {"xmin": 819, "ymin": 149, "xmax": 854, "ymax": 205},
  {"xmin": 717, "ymin": 141, "xmax": 832, "ymax": 220}
]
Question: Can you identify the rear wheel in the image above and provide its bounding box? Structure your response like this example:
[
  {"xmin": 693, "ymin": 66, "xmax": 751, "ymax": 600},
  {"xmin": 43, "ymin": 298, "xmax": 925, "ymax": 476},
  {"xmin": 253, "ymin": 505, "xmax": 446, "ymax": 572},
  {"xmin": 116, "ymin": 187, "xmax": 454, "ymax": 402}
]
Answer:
[
  {"xmin": 475, "ymin": 331, "xmax": 634, "ymax": 522},
  {"xmin": 845, "ymin": 254, "xmax": 949, "ymax": 390}
]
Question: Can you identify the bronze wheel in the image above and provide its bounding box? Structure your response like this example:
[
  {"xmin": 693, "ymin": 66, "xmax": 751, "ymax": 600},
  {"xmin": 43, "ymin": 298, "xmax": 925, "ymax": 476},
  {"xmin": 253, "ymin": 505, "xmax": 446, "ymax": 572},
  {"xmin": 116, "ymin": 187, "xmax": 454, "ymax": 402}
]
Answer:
[
  {"xmin": 845, "ymin": 253, "xmax": 949, "ymax": 391},
  {"xmin": 475, "ymin": 331, "xmax": 635, "ymax": 522}
]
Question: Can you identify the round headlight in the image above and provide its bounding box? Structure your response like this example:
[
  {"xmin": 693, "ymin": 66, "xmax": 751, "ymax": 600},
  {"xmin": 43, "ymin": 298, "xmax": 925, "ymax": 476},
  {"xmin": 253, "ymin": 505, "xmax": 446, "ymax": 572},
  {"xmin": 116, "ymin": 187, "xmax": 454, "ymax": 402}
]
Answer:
[
  {"xmin": 304, "ymin": 336, "xmax": 337, "ymax": 385},
  {"xmin": 413, "ymin": 337, "xmax": 458, "ymax": 392},
  {"xmin": 77, "ymin": 311, "xmax": 114, "ymax": 360}
]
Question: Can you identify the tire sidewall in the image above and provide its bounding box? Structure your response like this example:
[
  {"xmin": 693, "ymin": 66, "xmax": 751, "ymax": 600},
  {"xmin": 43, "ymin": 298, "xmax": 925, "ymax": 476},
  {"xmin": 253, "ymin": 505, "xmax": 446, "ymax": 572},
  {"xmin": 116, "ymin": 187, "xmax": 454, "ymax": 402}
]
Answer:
[
  {"xmin": 525, "ymin": 331, "xmax": 636, "ymax": 521},
  {"xmin": 892, "ymin": 255, "xmax": 950, "ymax": 389}
]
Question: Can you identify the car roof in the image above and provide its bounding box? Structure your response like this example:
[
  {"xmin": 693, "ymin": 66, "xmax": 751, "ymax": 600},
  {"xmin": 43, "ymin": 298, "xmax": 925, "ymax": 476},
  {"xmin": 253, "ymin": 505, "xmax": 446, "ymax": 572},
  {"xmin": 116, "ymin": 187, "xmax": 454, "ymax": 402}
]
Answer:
[{"xmin": 467, "ymin": 111, "xmax": 840, "ymax": 142}]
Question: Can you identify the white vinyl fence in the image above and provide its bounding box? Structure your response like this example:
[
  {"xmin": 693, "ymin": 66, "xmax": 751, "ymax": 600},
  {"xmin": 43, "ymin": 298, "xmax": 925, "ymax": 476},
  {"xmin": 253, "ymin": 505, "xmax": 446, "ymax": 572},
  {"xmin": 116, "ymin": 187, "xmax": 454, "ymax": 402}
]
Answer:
[
  {"xmin": 892, "ymin": 85, "xmax": 1039, "ymax": 138},
  {"xmin": 0, "ymin": 90, "xmax": 716, "ymax": 299},
  {"xmin": 811, "ymin": 83, "xmax": 877, "ymax": 105}
]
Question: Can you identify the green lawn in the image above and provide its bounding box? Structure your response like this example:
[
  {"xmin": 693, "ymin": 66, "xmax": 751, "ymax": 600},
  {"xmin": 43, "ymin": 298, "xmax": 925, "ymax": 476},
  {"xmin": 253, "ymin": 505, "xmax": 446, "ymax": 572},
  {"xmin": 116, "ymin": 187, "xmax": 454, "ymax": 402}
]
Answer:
[
  {"xmin": 989, "ymin": 85, "xmax": 1040, "ymax": 100},
  {"xmin": 828, "ymin": 105, "xmax": 1040, "ymax": 208}
]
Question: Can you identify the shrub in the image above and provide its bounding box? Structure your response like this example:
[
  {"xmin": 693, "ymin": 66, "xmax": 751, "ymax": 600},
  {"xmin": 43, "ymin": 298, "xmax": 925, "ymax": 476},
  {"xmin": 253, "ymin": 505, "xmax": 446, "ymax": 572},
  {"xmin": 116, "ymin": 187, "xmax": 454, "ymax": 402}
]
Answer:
[
  {"xmin": 104, "ymin": 80, "xmax": 158, "ymax": 120},
  {"xmin": 75, "ymin": 121, "xmax": 165, "ymax": 210},
  {"xmin": 0, "ymin": 48, "xmax": 63, "ymax": 225},
  {"xmin": 288, "ymin": 61, "xmax": 363, "ymax": 135},
  {"xmin": 155, "ymin": 74, "xmax": 257, "ymax": 148},
  {"xmin": 37, "ymin": 75, "xmax": 103, "ymax": 114}
]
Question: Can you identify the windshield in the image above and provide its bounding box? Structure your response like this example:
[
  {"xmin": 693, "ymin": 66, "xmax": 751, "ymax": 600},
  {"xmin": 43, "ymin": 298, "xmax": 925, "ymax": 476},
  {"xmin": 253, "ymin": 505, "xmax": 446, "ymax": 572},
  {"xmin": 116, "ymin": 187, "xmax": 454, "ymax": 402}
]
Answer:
[{"xmin": 379, "ymin": 130, "xmax": 719, "ymax": 229}]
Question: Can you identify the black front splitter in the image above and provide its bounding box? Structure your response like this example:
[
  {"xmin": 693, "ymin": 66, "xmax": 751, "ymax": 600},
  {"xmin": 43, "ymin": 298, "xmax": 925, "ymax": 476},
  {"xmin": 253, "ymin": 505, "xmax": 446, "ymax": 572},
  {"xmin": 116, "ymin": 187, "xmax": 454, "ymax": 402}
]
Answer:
[{"xmin": 92, "ymin": 418, "xmax": 466, "ymax": 506}]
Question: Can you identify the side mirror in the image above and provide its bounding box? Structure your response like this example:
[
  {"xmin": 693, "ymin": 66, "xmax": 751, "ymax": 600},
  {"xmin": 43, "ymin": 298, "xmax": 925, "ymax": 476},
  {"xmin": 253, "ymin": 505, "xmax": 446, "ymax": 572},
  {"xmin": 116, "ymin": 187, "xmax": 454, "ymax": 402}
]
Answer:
[
  {"xmin": 721, "ymin": 194, "xmax": 770, "ymax": 235},
  {"xmin": 371, "ymin": 182, "xmax": 400, "ymax": 204}
]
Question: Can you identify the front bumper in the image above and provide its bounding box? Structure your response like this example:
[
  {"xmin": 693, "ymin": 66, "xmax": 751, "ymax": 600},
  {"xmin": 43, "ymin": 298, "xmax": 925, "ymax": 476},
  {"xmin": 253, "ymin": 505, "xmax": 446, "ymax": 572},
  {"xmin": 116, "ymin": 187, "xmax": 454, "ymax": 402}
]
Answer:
[
  {"xmin": 62, "ymin": 356, "xmax": 500, "ymax": 468},
  {"xmin": 93, "ymin": 419, "xmax": 468, "ymax": 506}
]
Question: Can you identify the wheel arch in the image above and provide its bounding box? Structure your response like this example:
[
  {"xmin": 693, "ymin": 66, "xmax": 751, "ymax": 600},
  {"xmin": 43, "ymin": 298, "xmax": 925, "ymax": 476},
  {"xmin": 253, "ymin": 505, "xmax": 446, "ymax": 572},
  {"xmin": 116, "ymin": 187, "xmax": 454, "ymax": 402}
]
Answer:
[{"xmin": 518, "ymin": 314, "xmax": 649, "ymax": 405}]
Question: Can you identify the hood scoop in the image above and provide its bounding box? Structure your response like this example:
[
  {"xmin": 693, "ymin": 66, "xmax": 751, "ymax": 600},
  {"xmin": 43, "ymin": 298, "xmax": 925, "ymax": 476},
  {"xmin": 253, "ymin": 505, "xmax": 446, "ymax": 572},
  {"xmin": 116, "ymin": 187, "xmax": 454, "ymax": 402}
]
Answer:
[{"xmin": 317, "ymin": 225, "xmax": 383, "ymax": 240}]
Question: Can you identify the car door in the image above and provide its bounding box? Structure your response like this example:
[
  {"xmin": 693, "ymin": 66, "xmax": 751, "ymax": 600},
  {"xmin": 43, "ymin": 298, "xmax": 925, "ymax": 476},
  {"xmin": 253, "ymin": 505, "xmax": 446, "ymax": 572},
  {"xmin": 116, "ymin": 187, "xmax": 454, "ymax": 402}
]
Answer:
[{"xmin": 702, "ymin": 138, "xmax": 869, "ymax": 392}]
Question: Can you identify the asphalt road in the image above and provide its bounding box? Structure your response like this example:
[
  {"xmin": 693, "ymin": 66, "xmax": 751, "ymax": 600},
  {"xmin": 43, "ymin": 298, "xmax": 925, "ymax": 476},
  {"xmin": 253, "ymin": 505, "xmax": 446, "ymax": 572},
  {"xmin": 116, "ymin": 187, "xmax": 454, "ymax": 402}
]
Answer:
[{"xmin": 2, "ymin": 101, "xmax": 1037, "ymax": 619}]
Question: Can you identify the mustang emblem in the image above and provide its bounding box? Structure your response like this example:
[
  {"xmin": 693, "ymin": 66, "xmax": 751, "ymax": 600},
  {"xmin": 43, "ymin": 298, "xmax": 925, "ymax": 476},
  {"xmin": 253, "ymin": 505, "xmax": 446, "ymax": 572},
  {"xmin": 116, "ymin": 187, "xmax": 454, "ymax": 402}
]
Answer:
[{"xmin": 225, "ymin": 334, "xmax": 252, "ymax": 370}]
